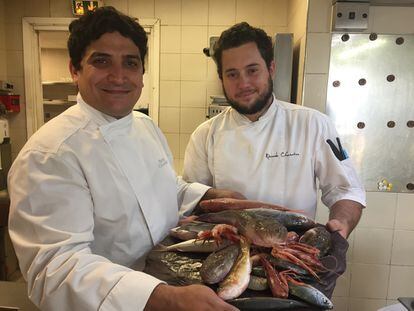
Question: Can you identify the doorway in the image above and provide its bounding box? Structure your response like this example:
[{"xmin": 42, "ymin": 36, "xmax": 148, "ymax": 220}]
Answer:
[{"xmin": 22, "ymin": 17, "xmax": 160, "ymax": 138}]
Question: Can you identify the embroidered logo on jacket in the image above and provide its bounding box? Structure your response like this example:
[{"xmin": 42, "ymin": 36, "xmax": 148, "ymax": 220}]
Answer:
[
  {"xmin": 158, "ymin": 158, "xmax": 168, "ymax": 168},
  {"xmin": 265, "ymin": 152, "xmax": 300, "ymax": 160}
]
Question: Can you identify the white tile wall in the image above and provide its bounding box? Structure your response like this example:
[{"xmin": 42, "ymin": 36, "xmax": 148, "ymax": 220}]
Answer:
[
  {"xmin": 180, "ymin": 54, "xmax": 207, "ymax": 80},
  {"xmin": 369, "ymin": 7, "xmax": 414, "ymax": 34},
  {"xmin": 50, "ymin": 0, "xmax": 74, "ymax": 17},
  {"xmin": 104, "ymin": 0, "xmax": 128, "ymax": 14},
  {"xmin": 287, "ymin": 0, "xmax": 307, "ymax": 45},
  {"xmin": 2, "ymin": 0, "xmax": 295, "ymax": 173},
  {"xmin": 353, "ymin": 228, "xmax": 393, "ymax": 265},
  {"xmin": 180, "ymin": 107, "xmax": 206, "ymax": 133},
  {"xmin": 305, "ymin": 33, "xmax": 331, "ymax": 74},
  {"xmin": 302, "ymin": 73, "xmax": 328, "ymax": 112},
  {"xmin": 160, "ymin": 26, "xmax": 181, "ymax": 53},
  {"xmin": 348, "ymin": 298, "xmax": 387, "ymax": 311},
  {"xmin": 207, "ymin": 58, "xmax": 220, "ymax": 81},
  {"xmin": 359, "ymin": 192, "xmax": 397, "ymax": 229},
  {"xmin": 388, "ymin": 266, "xmax": 414, "ymax": 299},
  {"xmin": 160, "ymin": 53, "xmax": 181, "ymax": 80},
  {"xmin": 333, "ymin": 264, "xmax": 351, "ymax": 297},
  {"xmin": 395, "ymin": 193, "xmax": 414, "ymax": 230},
  {"xmin": 181, "ymin": 0, "xmax": 208, "ymax": 26},
  {"xmin": 179, "ymin": 133, "xmax": 191, "ymax": 159},
  {"xmin": 4, "ymin": 1, "xmax": 24, "ymax": 23},
  {"xmin": 9, "ymin": 127, "xmax": 27, "ymax": 158},
  {"xmin": 159, "ymin": 107, "xmax": 180, "ymax": 133},
  {"xmin": 236, "ymin": 0, "xmax": 264, "ymax": 26},
  {"xmin": 4, "ymin": 23, "xmax": 22, "ymax": 51},
  {"xmin": 181, "ymin": 26, "xmax": 207, "ymax": 54},
  {"xmin": 0, "ymin": 0, "xmax": 4, "ymax": 20},
  {"xmin": 163, "ymin": 133, "xmax": 179, "ymax": 158},
  {"xmin": 304, "ymin": 2, "xmax": 414, "ymax": 309},
  {"xmin": 262, "ymin": 0, "xmax": 287, "ymax": 27},
  {"xmin": 391, "ymin": 230, "xmax": 414, "ymax": 266},
  {"xmin": 181, "ymin": 81, "xmax": 206, "ymax": 108},
  {"xmin": 155, "ymin": 0, "xmax": 181, "ymax": 25},
  {"xmin": 260, "ymin": 25, "xmax": 288, "ymax": 37},
  {"xmin": 350, "ymin": 263, "xmax": 390, "ymax": 299},
  {"xmin": 0, "ymin": 50, "xmax": 7, "ymax": 77},
  {"xmin": 23, "ymin": 0, "xmax": 50, "ymax": 17},
  {"xmin": 208, "ymin": 25, "xmax": 230, "ymax": 38},
  {"xmin": 331, "ymin": 296, "xmax": 348, "ymax": 311},
  {"xmin": 307, "ymin": 0, "xmax": 331, "ymax": 33},
  {"xmin": 129, "ymin": 0, "xmax": 155, "ymax": 18},
  {"xmin": 6, "ymin": 51, "xmax": 24, "ymax": 77},
  {"xmin": 208, "ymin": 0, "xmax": 236, "ymax": 25},
  {"xmin": 160, "ymin": 81, "xmax": 181, "ymax": 107}
]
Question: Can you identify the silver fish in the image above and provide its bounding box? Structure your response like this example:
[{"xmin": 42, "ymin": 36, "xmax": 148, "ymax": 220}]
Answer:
[
  {"xmin": 170, "ymin": 221, "xmax": 216, "ymax": 241},
  {"xmin": 157, "ymin": 238, "xmax": 231, "ymax": 253},
  {"xmin": 217, "ymin": 236, "xmax": 251, "ymax": 300},
  {"xmin": 200, "ymin": 244, "xmax": 239, "ymax": 284},
  {"xmin": 288, "ymin": 281, "xmax": 334, "ymax": 309}
]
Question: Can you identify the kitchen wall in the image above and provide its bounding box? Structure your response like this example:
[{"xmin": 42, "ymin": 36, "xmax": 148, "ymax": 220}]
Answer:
[
  {"xmin": 304, "ymin": 1, "xmax": 414, "ymax": 310},
  {"xmin": 153, "ymin": 0, "xmax": 293, "ymax": 172},
  {"xmin": 0, "ymin": 0, "xmax": 302, "ymax": 167},
  {"xmin": 0, "ymin": 0, "xmax": 6, "ymax": 82}
]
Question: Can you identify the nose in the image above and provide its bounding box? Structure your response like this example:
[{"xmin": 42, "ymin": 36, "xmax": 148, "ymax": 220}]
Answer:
[
  {"xmin": 107, "ymin": 63, "xmax": 126, "ymax": 84},
  {"xmin": 237, "ymin": 72, "xmax": 250, "ymax": 88}
]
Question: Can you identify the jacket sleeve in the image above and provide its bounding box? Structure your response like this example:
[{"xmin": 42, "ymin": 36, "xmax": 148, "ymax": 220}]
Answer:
[
  {"xmin": 8, "ymin": 149, "xmax": 162, "ymax": 311},
  {"xmin": 182, "ymin": 122, "xmax": 214, "ymax": 186},
  {"xmin": 314, "ymin": 115, "xmax": 366, "ymax": 209}
]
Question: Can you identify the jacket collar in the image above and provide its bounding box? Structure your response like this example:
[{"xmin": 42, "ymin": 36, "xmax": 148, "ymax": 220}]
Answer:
[{"xmin": 76, "ymin": 93, "xmax": 133, "ymax": 138}]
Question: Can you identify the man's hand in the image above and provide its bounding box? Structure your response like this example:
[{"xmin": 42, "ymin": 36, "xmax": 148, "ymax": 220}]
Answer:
[
  {"xmin": 144, "ymin": 284, "xmax": 239, "ymax": 311},
  {"xmin": 200, "ymin": 188, "xmax": 246, "ymax": 201},
  {"xmin": 327, "ymin": 199, "xmax": 363, "ymax": 239},
  {"xmin": 326, "ymin": 219, "xmax": 348, "ymax": 239}
]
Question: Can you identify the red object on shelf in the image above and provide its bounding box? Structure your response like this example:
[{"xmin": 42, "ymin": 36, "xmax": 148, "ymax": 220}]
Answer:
[{"xmin": 0, "ymin": 95, "xmax": 20, "ymax": 113}]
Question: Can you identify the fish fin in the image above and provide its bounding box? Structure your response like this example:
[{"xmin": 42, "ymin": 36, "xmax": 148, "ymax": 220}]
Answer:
[{"xmin": 153, "ymin": 244, "xmax": 168, "ymax": 252}]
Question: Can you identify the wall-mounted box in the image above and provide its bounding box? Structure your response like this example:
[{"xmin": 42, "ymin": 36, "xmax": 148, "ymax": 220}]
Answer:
[{"xmin": 332, "ymin": 2, "xmax": 370, "ymax": 31}]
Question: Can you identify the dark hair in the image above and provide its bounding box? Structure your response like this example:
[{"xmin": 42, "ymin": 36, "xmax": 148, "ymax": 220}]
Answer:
[
  {"xmin": 213, "ymin": 22, "xmax": 273, "ymax": 79},
  {"xmin": 68, "ymin": 6, "xmax": 148, "ymax": 72}
]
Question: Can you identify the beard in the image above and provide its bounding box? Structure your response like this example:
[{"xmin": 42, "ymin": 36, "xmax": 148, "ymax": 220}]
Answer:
[{"xmin": 223, "ymin": 77, "xmax": 273, "ymax": 115}]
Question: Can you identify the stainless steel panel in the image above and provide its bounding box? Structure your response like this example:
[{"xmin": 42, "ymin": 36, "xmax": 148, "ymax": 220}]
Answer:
[
  {"xmin": 326, "ymin": 33, "xmax": 414, "ymax": 192},
  {"xmin": 332, "ymin": 2, "xmax": 370, "ymax": 31},
  {"xmin": 273, "ymin": 33, "xmax": 293, "ymax": 102}
]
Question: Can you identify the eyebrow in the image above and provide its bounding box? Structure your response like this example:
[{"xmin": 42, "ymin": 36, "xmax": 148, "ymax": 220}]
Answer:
[
  {"xmin": 224, "ymin": 63, "xmax": 260, "ymax": 73},
  {"xmin": 88, "ymin": 52, "xmax": 141, "ymax": 60}
]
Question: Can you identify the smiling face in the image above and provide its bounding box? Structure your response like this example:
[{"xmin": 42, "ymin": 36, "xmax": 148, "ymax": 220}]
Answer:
[
  {"xmin": 221, "ymin": 42, "xmax": 275, "ymax": 121},
  {"xmin": 70, "ymin": 31, "xmax": 144, "ymax": 118}
]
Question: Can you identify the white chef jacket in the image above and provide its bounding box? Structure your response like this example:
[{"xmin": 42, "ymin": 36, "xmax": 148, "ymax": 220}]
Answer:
[
  {"xmin": 183, "ymin": 95, "xmax": 365, "ymax": 219},
  {"xmin": 8, "ymin": 94, "xmax": 210, "ymax": 311}
]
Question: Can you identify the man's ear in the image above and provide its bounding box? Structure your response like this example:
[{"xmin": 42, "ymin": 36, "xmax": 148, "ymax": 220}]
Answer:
[
  {"xmin": 69, "ymin": 61, "xmax": 79, "ymax": 83},
  {"xmin": 269, "ymin": 60, "xmax": 276, "ymax": 78}
]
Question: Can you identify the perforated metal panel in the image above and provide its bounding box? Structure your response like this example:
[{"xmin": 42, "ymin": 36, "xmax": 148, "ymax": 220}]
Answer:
[{"xmin": 326, "ymin": 33, "xmax": 414, "ymax": 192}]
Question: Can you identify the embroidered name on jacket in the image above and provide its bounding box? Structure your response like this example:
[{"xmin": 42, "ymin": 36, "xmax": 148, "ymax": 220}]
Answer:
[{"xmin": 265, "ymin": 152, "xmax": 300, "ymax": 160}]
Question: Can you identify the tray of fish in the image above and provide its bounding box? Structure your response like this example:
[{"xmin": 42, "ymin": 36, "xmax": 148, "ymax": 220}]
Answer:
[{"xmin": 144, "ymin": 199, "xmax": 338, "ymax": 310}]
